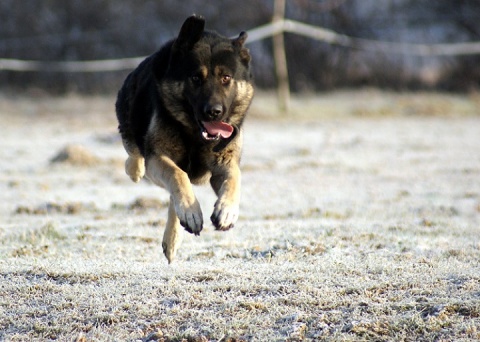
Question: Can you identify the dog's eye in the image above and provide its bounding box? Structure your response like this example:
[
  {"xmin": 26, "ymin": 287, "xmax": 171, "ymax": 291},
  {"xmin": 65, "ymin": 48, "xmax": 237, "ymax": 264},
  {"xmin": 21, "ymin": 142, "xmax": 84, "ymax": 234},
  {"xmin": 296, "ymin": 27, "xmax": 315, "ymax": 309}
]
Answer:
[
  {"xmin": 221, "ymin": 75, "xmax": 231, "ymax": 84},
  {"xmin": 191, "ymin": 75, "xmax": 201, "ymax": 84}
]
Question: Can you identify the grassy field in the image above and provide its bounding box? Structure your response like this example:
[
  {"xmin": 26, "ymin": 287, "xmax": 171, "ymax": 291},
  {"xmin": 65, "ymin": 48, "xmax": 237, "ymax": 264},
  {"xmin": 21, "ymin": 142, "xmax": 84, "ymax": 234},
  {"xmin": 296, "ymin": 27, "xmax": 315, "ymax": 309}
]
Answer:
[{"xmin": 0, "ymin": 90, "xmax": 479, "ymax": 341}]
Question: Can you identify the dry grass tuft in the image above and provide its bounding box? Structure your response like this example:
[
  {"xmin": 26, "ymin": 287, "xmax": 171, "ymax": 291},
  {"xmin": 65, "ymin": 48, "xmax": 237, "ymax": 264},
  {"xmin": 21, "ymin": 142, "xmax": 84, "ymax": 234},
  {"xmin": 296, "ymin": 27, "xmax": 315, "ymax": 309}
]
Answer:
[
  {"xmin": 50, "ymin": 144, "xmax": 100, "ymax": 166},
  {"xmin": 15, "ymin": 201, "xmax": 98, "ymax": 215}
]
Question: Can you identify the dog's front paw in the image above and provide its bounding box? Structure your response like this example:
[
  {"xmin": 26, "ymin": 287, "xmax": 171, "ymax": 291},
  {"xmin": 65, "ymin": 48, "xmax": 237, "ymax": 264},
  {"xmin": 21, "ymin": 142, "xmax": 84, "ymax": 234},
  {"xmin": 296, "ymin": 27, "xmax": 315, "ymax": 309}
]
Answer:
[
  {"xmin": 125, "ymin": 156, "xmax": 145, "ymax": 183},
  {"xmin": 211, "ymin": 199, "xmax": 239, "ymax": 231},
  {"xmin": 175, "ymin": 197, "xmax": 203, "ymax": 235}
]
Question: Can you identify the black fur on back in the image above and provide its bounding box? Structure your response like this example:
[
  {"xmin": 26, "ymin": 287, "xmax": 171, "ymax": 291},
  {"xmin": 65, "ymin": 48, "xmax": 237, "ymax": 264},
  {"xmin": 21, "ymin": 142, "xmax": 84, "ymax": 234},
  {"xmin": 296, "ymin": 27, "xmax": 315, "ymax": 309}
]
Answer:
[{"xmin": 115, "ymin": 40, "xmax": 174, "ymax": 155}]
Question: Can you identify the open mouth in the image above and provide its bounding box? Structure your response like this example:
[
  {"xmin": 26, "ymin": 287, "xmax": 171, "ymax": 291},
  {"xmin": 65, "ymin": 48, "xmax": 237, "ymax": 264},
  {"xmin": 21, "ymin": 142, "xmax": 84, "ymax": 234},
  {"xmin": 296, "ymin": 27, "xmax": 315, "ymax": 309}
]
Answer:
[{"xmin": 200, "ymin": 121, "xmax": 234, "ymax": 141}]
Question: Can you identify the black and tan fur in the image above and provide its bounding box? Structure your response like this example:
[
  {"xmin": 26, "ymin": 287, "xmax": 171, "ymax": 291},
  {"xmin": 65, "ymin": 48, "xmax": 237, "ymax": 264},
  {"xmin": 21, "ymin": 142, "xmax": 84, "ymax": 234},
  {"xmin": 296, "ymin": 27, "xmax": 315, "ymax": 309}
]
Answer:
[{"xmin": 115, "ymin": 15, "xmax": 254, "ymax": 263}]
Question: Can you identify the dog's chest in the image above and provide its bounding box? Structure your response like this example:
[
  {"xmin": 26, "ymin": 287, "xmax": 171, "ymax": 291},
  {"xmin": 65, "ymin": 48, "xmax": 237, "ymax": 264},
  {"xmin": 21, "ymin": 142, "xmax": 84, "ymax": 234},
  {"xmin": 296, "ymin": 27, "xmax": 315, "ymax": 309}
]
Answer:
[{"xmin": 180, "ymin": 145, "xmax": 213, "ymax": 185}]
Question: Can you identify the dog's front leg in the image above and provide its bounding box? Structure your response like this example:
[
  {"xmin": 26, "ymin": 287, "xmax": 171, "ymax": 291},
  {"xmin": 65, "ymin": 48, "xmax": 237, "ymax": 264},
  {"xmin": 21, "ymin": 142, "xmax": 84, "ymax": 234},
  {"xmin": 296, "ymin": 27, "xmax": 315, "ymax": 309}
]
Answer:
[
  {"xmin": 146, "ymin": 156, "xmax": 203, "ymax": 235},
  {"xmin": 122, "ymin": 140, "xmax": 145, "ymax": 183},
  {"xmin": 210, "ymin": 163, "xmax": 241, "ymax": 231}
]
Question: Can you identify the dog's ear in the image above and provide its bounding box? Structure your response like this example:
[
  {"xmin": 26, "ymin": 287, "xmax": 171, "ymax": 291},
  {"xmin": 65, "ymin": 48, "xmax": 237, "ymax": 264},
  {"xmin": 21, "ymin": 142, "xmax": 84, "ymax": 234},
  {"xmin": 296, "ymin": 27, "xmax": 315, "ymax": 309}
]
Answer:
[
  {"xmin": 232, "ymin": 32, "xmax": 250, "ymax": 64},
  {"xmin": 173, "ymin": 15, "xmax": 205, "ymax": 51},
  {"xmin": 232, "ymin": 31, "xmax": 248, "ymax": 47}
]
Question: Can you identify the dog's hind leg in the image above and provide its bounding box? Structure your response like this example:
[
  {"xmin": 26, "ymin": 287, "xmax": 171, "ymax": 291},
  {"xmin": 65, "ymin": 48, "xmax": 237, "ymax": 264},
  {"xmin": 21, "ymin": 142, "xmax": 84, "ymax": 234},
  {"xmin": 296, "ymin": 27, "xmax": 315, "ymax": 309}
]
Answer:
[
  {"xmin": 162, "ymin": 197, "xmax": 183, "ymax": 263},
  {"xmin": 122, "ymin": 140, "xmax": 145, "ymax": 183}
]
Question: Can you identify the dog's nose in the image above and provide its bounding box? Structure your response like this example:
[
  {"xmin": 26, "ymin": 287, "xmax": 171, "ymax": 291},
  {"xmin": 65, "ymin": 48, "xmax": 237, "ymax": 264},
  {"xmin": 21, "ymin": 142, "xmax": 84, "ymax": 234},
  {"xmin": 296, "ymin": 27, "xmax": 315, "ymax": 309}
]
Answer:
[{"xmin": 204, "ymin": 104, "xmax": 223, "ymax": 119}]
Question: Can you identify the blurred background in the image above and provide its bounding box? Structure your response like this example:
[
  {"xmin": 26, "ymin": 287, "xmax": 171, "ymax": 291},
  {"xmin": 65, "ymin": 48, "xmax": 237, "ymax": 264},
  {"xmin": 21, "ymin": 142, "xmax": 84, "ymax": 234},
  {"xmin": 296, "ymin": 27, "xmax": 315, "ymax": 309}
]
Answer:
[{"xmin": 1, "ymin": 0, "xmax": 480, "ymax": 95}]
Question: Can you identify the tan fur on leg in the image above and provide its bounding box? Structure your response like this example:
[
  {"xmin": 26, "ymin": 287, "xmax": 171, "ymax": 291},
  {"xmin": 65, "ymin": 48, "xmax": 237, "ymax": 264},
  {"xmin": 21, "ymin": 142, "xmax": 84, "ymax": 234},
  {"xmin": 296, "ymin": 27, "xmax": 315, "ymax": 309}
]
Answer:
[
  {"xmin": 210, "ymin": 163, "xmax": 241, "ymax": 230},
  {"xmin": 125, "ymin": 155, "xmax": 145, "ymax": 183},
  {"xmin": 162, "ymin": 198, "xmax": 183, "ymax": 264},
  {"xmin": 146, "ymin": 156, "xmax": 203, "ymax": 235}
]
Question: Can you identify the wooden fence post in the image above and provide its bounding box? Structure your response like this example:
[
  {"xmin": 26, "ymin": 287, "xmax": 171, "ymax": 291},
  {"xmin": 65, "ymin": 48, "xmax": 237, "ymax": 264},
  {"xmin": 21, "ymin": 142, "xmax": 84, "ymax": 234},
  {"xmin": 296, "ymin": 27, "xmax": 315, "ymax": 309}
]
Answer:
[{"xmin": 273, "ymin": 0, "xmax": 290, "ymax": 114}]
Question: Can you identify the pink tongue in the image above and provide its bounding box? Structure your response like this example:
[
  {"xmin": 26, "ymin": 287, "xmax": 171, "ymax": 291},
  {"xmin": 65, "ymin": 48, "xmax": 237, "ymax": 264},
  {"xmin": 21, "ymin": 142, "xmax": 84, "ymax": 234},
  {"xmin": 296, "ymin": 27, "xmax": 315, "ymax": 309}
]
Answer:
[{"xmin": 202, "ymin": 121, "xmax": 234, "ymax": 138}]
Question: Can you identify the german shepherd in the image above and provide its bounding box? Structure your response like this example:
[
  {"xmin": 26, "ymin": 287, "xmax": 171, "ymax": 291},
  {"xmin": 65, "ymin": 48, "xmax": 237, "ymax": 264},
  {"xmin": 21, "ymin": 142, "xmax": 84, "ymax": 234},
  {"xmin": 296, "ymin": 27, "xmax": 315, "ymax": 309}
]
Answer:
[{"xmin": 115, "ymin": 15, "xmax": 254, "ymax": 263}]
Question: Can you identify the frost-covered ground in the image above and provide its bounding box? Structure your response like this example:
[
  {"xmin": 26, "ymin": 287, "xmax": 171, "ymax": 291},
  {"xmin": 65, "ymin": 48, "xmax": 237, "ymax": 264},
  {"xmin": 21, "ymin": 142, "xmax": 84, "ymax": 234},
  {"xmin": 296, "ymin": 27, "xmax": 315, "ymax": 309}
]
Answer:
[{"xmin": 0, "ymin": 91, "xmax": 479, "ymax": 341}]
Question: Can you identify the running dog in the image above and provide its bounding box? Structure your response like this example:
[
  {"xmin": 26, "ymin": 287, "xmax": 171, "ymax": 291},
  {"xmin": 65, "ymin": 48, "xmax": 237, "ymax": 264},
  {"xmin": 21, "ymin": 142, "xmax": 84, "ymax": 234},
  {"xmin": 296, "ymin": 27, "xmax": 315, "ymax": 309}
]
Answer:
[{"xmin": 115, "ymin": 15, "xmax": 254, "ymax": 263}]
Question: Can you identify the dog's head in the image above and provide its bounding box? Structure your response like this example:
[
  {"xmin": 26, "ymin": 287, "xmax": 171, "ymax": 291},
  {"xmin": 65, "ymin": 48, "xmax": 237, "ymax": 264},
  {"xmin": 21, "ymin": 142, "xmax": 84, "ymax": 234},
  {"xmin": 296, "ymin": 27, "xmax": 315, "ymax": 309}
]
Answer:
[{"xmin": 160, "ymin": 15, "xmax": 254, "ymax": 144}]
